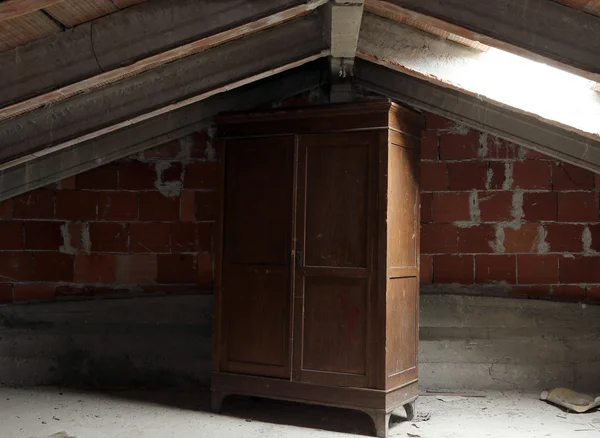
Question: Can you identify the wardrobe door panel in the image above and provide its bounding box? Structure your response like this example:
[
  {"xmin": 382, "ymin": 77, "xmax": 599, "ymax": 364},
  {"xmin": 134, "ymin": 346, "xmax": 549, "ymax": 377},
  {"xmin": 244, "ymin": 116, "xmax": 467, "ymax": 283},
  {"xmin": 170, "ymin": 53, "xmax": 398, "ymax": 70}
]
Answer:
[
  {"xmin": 293, "ymin": 131, "xmax": 379, "ymax": 388},
  {"xmin": 220, "ymin": 136, "xmax": 294, "ymax": 378}
]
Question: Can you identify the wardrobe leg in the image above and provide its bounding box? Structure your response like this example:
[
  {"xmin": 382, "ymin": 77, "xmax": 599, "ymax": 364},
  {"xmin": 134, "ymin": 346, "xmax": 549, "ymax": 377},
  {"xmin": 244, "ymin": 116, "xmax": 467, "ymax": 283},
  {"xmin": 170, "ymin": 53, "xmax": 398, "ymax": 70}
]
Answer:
[
  {"xmin": 404, "ymin": 400, "xmax": 416, "ymax": 421},
  {"xmin": 211, "ymin": 390, "xmax": 226, "ymax": 413},
  {"xmin": 366, "ymin": 409, "xmax": 392, "ymax": 438}
]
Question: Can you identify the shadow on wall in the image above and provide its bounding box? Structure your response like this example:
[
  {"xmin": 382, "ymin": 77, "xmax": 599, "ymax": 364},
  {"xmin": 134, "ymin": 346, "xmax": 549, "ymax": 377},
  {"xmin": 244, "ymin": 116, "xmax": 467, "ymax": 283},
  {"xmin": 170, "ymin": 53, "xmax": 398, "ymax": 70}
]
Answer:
[
  {"xmin": 2, "ymin": 293, "xmax": 600, "ymax": 392},
  {"xmin": 0, "ymin": 296, "xmax": 214, "ymax": 388}
]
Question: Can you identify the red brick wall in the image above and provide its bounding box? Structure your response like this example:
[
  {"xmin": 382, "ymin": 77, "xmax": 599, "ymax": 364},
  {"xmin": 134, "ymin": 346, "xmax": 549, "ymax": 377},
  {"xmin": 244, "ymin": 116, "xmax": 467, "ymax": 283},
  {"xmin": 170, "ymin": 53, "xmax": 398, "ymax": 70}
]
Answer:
[
  {"xmin": 0, "ymin": 129, "xmax": 218, "ymax": 305},
  {"xmin": 1, "ymin": 104, "xmax": 598, "ymax": 305},
  {"xmin": 420, "ymin": 112, "xmax": 600, "ymax": 302}
]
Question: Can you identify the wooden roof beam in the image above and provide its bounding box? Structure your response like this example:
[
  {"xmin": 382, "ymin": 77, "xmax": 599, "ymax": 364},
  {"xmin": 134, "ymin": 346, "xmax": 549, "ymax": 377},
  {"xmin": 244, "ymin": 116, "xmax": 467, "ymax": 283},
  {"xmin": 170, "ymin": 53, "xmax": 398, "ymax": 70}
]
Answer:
[
  {"xmin": 326, "ymin": 0, "xmax": 365, "ymax": 101},
  {"xmin": 0, "ymin": 0, "xmax": 325, "ymax": 109},
  {"xmin": 0, "ymin": 12, "xmax": 329, "ymax": 165},
  {"xmin": 0, "ymin": 62, "xmax": 326, "ymax": 202}
]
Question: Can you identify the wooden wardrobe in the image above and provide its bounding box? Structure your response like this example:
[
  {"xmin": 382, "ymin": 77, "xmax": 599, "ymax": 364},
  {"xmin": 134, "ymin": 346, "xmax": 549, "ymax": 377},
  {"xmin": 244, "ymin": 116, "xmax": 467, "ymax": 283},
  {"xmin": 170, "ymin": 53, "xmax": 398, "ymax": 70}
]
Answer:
[{"xmin": 211, "ymin": 99, "xmax": 423, "ymax": 437}]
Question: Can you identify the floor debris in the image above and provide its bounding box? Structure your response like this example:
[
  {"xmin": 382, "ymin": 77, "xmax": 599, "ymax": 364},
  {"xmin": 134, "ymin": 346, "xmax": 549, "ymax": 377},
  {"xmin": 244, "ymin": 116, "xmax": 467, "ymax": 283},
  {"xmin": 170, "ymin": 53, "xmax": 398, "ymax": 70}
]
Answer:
[{"xmin": 541, "ymin": 388, "xmax": 600, "ymax": 413}]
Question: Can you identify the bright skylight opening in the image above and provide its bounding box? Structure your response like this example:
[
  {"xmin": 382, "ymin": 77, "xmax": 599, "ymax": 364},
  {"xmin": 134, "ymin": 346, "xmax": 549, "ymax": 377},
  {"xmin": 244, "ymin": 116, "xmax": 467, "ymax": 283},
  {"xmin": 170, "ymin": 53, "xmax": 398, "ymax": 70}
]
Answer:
[{"xmin": 361, "ymin": 14, "xmax": 600, "ymax": 138}]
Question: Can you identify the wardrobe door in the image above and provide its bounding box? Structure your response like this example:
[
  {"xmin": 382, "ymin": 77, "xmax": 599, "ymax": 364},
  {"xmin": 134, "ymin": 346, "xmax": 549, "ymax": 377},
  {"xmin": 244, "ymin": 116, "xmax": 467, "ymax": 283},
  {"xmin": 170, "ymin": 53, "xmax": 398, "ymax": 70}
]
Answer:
[
  {"xmin": 293, "ymin": 131, "xmax": 379, "ymax": 388},
  {"xmin": 219, "ymin": 136, "xmax": 294, "ymax": 378}
]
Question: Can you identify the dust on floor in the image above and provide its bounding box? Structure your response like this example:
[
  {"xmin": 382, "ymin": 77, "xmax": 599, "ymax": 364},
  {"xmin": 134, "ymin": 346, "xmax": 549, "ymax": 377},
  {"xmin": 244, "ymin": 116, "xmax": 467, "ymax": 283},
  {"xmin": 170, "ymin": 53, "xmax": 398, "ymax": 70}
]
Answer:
[{"xmin": 2, "ymin": 387, "xmax": 599, "ymax": 438}]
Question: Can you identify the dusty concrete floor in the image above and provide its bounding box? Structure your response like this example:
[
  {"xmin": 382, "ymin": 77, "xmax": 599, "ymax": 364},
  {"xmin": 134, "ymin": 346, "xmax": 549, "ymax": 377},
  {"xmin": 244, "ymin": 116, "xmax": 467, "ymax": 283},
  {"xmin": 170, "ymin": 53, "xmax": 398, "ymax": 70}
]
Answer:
[{"xmin": 2, "ymin": 387, "xmax": 600, "ymax": 438}]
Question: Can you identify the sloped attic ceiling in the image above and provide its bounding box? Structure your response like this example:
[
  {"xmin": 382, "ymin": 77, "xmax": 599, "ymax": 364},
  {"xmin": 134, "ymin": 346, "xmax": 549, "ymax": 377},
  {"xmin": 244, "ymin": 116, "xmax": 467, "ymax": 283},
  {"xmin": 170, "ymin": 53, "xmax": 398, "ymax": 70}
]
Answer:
[{"xmin": 0, "ymin": 0, "xmax": 600, "ymax": 202}]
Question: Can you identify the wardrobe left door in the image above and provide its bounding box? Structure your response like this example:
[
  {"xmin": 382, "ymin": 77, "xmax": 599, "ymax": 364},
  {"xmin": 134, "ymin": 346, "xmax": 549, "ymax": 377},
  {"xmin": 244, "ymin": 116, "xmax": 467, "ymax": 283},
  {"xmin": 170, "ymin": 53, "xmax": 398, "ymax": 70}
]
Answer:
[{"xmin": 218, "ymin": 136, "xmax": 295, "ymax": 379}]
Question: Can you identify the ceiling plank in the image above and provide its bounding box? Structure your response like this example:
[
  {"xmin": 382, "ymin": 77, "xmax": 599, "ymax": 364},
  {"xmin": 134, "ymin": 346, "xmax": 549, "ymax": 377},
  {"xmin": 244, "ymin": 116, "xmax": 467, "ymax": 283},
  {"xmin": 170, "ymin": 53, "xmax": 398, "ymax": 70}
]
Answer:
[
  {"xmin": 0, "ymin": 10, "xmax": 60, "ymax": 52},
  {"xmin": 0, "ymin": 62, "xmax": 326, "ymax": 202},
  {"xmin": 0, "ymin": 0, "xmax": 328, "ymax": 122},
  {"xmin": 370, "ymin": 0, "xmax": 600, "ymax": 81},
  {"xmin": 0, "ymin": 0, "xmax": 65, "ymax": 22},
  {"xmin": 43, "ymin": 0, "xmax": 118, "ymax": 27},
  {"xmin": 355, "ymin": 59, "xmax": 600, "ymax": 175}
]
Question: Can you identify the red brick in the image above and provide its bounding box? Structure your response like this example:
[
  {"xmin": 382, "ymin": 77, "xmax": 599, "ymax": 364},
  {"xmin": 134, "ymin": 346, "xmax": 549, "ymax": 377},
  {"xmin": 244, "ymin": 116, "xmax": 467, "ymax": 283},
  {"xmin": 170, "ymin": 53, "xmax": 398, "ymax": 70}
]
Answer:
[
  {"xmin": 143, "ymin": 140, "xmax": 181, "ymax": 159},
  {"xmin": 0, "ymin": 222, "xmax": 22, "ymax": 250},
  {"xmin": 98, "ymin": 191, "xmax": 138, "ymax": 221},
  {"xmin": 457, "ymin": 225, "xmax": 497, "ymax": 253},
  {"xmin": 433, "ymin": 255, "xmax": 474, "ymax": 284},
  {"xmin": 479, "ymin": 191, "xmax": 513, "ymax": 222},
  {"xmin": 130, "ymin": 222, "xmax": 170, "ymax": 253},
  {"xmin": 421, "ymin": 223, "xmax": 458, "ymax": 254},
  {"xmin": 33, "ymin": 252, "xmax": 74, "ymax": 282},
  {"xmin": 24, "ymin": 221, "xmax": 61, "ymax": 250},
  {"xmin": 439, "ymin": 130, "xmax": 480, "ymax": 160},
  {"xmin": 557, "ymin": 192, "xmax": 598, "ymax": 222},
  {"xmin": 596, "ymin": 174, "xmax": 600, "ymax": 190},
  {"xmin": 488, "ymin": 162, "xmax": 505, "ymax": 190},
  {"xmin": 588, "ymin": 224, "xmax": 600, "ymax": 252},
  {"xmin": 0, "ymin": 252, "xmax": 34, "ymax": 281},
  {"xmin": 55, "ymin": 190, "xmax": 97, "ymax": 220},
  {"xmin": 525, "ymin": 148, "xmax": 549, "ymax": 159},
  {"xmin": 420, "ymin": 161, "xmax": 447, "ymax": 191},
  {"xmin": 553, "ymin": 163, "xmax": 594, "ymax": 190},
  {"xmin": 195, "ymin": 191, "xmax": 218, "ymax": 221},
  {"xmin": 522, "ymin": 192, "xmax": 557, "ymax": 221},
  {"xmin": 423, "ymin": 111, "xmax": 455, "ymax": 131},
  {"xmin": 0, "ymin": 284, "xmax": 13, "ymax": 304},
  {"xmin": 504, "ymin": 223, "xmax": 540, "ymax": 253},
  {"xmin": 180, "ymin": 190, "xmax": 196, "ymax": 222},
  {"xmin": 545, "ymin": 223, "xmax": 584, "ymax": 253},
  {"xmin": 172, "ymin": 222, "xmax": 212, "ymax": 253},
  {"xmin": 74, "ymin": 254, "xmax": 115, "ymax": 284},
  {"xmin": 420, "ymin": 193, "xmax": 432, "ymax": 223},
  {"xmin": 89, "ymin": 222, "xmax": 128, "ymax": 252},
  {"xmin": 447, "ymin": 162, "xmax": 487, "ymax": 191},
  {"xmin": 139, "ymin": 192, "xmax": 179, "ymax": 221},
  {"xmin": 118, "ymin": 161, "xmax": 156, "ymax": 190},
  {"xmin": 157, "ymin": 254, "xmax": 197, "ymax": 283},
  {"xmin": 421, "ymin": 131, "xmax": 439, "ymax": 160},
  {"xmin": 171, "ymin": 222, "xmax": 197, "ymax": 253},
  {"xmin": 420, "ymin": 255, "xmax": 433, "ymax": 285},
  {"xmin": 197, "ymin": 252, "xmax": 213, "ymax": 286},
  {"xmin": 586, "ymin": 286, "xmax": 600, "ymax": 301},
  {"xmin": 0, "ymin": 200, "xmax": 13, "ymax": 219},
  {"xmin": 13, "ymin": 189, "xmax": 54, "ymax": 219},
  {"xmin": 552, "ymin": 285, "xmax": 585, "ymax": 301},
  {"xmin": 475, "ymin": 254, "xmax": 516, "ymax": 283},
  {"xmin": 432, "ymin": 192, "xmax": 471, "ymax": 223},
  {"xmin": 560, "ymin": 256, "xmax": 600, "ymax": 283},
  {"xmin": 189, "ymin": 130, "xmax": 218, "ymax": 160},
  {"xmin": 183, "ymin": 162, "xmax": 220, "ymax": 189},
  {"xmin": 13, "ymin": 284, "xmax": 56, "ymax": 302},
  {"xmin": 512, "ymin": 161, "xmax": 552, "ymax": 190},
  {"xmin": 511, "ymin": 285, "xmax": 551, "ymax": 298},
  {"xmin": 517, "ymin": 254, "xmax": 559, "ymax": 284},
  {"xmin": 483, "ymin": 137, "xmax": 521, "ymax": 159},
  {"xmin": 115, "ymin": 254, "xmax": 157, "ymax": 284},
  {"xmin": 75, "ymin": 163, "xmax": 118, "ymax": 190}
]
